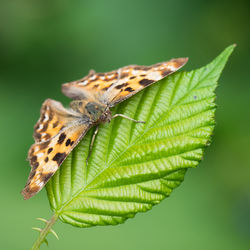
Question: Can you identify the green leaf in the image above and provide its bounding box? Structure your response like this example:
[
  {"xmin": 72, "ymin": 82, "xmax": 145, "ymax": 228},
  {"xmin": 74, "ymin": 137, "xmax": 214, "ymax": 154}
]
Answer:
[{"xmin": 46, "ymin": 45, "xmax": 235, "ymax": 228}]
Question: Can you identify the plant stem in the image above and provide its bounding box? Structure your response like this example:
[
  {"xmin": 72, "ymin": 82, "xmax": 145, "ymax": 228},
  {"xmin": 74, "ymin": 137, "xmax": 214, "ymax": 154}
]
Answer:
[{"xmin": 31, "ymin": 213, "xmax": 59, "ymax": 250}]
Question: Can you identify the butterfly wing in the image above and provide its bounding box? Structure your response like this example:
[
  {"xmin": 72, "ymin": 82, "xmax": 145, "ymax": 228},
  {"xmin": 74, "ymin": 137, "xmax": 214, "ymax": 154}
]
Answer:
[
  {"xmin": 61, "ymin": 69, "xmax": 119, "ymax": 101},
  {"xmin": 61, "ymin": 58, "xmax": 188, "ymax": 107},
  {"xmin": 105, "ymin": 58, "xmax": 188, "ymax": 106},
  {"xmin": 33, "ymin": 98, "xmax": 81, "ymax": 143},
  {"xmin": 21, "ymin": 99, "xmax": 91, "ymax": 200}
]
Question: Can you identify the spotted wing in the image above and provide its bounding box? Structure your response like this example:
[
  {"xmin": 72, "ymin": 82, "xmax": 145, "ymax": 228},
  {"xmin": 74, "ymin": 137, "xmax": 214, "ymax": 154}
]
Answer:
[
  {"xmin": 61, "ymin": 69, "xmax": 119, "ymax": 101},
  {"xmin": 104, "ymin": 58, "xmax": 188, "ymax": 106},
  {"xmin": 21, "ymin": 99, "xmax": 91, "ymax": 200},
  {"xmin": 61, "ymin": 58, "xmax": 188, "ymax": 107},
  {"xmin": 33, "ymin": 99, "xmax": 79, "ymax": 143}
]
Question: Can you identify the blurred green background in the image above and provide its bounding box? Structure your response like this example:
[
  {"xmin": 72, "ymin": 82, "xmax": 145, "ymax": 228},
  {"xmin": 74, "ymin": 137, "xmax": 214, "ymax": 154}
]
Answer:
[{"xmin": 0, "ymin": 0, "xmax": 249, "ymax": 249}]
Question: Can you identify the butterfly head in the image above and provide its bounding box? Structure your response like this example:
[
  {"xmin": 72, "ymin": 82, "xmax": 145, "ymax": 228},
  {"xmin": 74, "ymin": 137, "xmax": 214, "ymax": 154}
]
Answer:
[{"xmin": 99, "ymin": 108, "xmax": 112, "ymax": 123}]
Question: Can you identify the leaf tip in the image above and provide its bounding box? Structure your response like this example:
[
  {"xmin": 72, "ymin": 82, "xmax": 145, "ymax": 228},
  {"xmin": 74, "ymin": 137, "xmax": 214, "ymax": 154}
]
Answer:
[{"xmin": 222, "ymin": 44, "xmax": 236, "ymax": 57}]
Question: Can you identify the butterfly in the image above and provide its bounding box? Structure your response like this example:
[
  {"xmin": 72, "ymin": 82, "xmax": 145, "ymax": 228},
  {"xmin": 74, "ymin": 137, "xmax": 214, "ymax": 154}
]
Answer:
[{"xmin": 21, "ymin": 58, "xmax": 188, "ymax": 200}]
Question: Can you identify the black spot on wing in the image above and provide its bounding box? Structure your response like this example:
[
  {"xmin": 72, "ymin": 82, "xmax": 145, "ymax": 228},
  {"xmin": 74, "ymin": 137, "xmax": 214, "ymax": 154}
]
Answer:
[
  {"xmin": 45, "ymin": 157, "xmax": 49, "ymax": 163},
  {"xmin": 115, "ymin": 83, "xmax": 128, "ymax": 89},
  {"xmin": 65, "ymin": 139, "xmax": 71, "ymax": 146},
  {"xmin": 162, "ymin": 69, "xmax": 172, "ymax": 77},
  {"xmin": 30, "ymin": 156, "xmax": 37, "ymax": 164},
  {"xmin": 39, "ymin": 141, "xmax": 50, "ymax": 150},
  {"xmin": 139, "ymin": 79, "xmax": 154, "ymax": 86},
  {"xmin": 70, "ymin": 141, "xmax": 74, "ymax": 146},
  {"xmin": 58, "ymin": 133, "xmax": 66, "ymax": 144},
  {"xmin": 52, "ymin": 152, "xmax": 66, "ymax": 165},
  {"xmin": 125, "ymin": 87, "xmax": 134, "ymax": 92},
  {"xmin": 32, "ymin": 162, "xmax": 39, "ymax": 170},
  {"xmin": 41, "ymin": 172, "xmax": 54, "ymax": 183},
  {"xmin": 53, "ymin": 121, "xmax": 59, "ymax": 128},
  {"xmin": 47, "ymin": 147, "xmax": 53, "ymax": 154}
]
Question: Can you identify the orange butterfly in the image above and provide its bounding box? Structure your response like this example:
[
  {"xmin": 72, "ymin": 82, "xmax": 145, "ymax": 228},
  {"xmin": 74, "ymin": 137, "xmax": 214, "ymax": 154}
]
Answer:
[{"xmin": 21, "ymin": 58, "xmax": 188, "ymax": 199}]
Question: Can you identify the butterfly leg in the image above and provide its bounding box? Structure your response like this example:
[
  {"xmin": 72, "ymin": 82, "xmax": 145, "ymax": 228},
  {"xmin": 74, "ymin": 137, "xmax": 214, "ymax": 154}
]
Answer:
[
  {"xmin": 112, "ymin": 114, "xmax": 145, "ymax": 123},
  {"xmin": 86, "ymin": 126, "xmax": 99, "ymax": 165}
]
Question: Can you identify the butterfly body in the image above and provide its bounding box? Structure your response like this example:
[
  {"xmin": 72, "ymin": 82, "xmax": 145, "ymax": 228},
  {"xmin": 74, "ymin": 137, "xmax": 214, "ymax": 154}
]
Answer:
[
  {"xmin": 69, "ymin": 99, "xmax": 111, "ymax": 124},
  {"xmin": 22, "ymin": 58, "xmax": 188, "ymax": 199}
]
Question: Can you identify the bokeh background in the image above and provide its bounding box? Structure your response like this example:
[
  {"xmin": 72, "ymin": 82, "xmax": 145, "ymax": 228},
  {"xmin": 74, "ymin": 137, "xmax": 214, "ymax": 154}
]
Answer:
[{"xmin": 0, "ymin": 0, "xmax": 249, "ymax": 249}]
